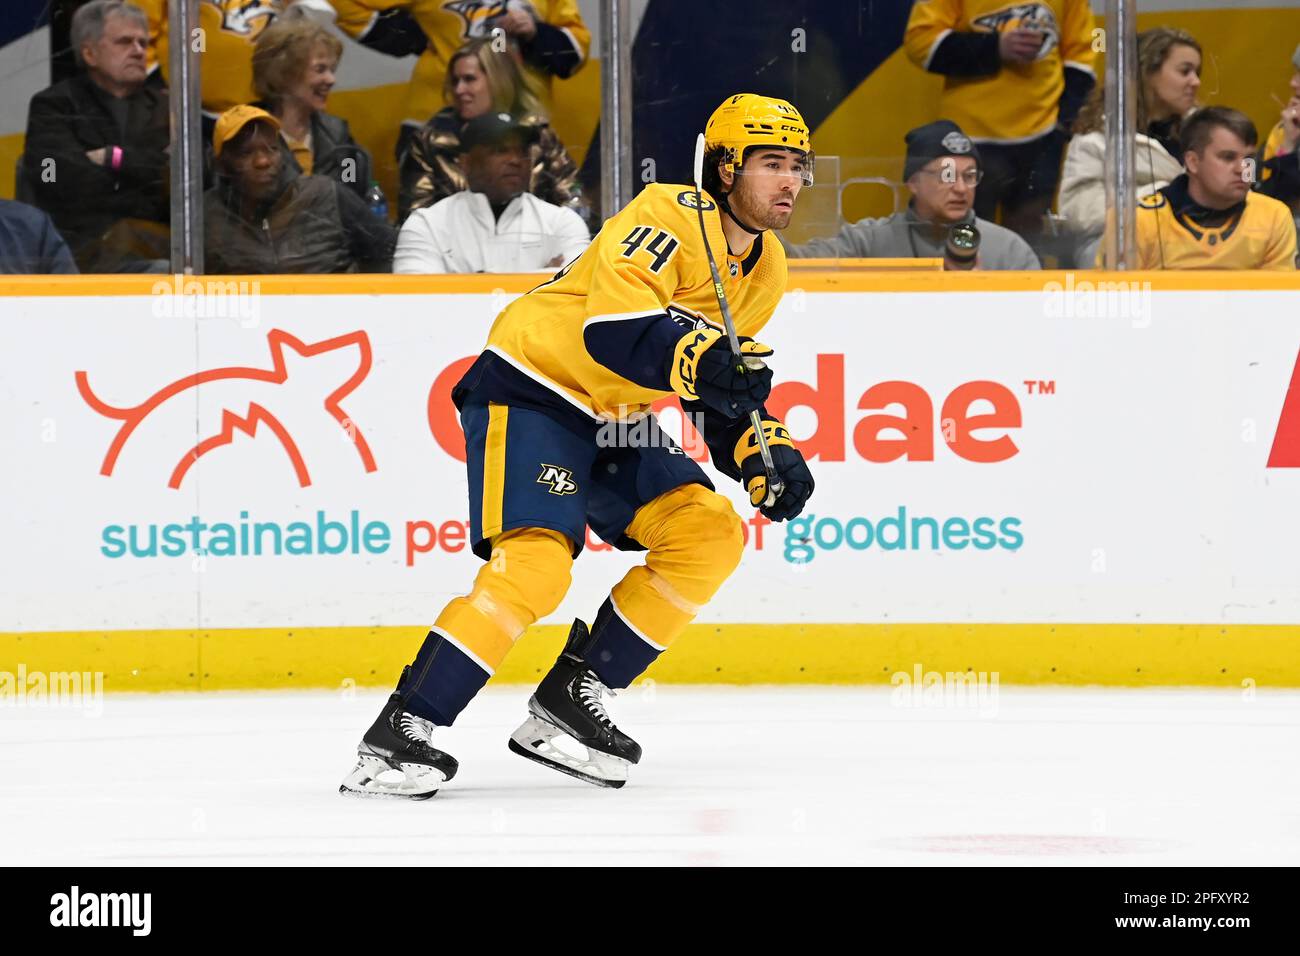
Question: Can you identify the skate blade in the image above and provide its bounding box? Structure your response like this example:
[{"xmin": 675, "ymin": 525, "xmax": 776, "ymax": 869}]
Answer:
[
  {"xmin": 508, "ymin": 715, "xmax": 630, "ymax": 789},
  {"xmin": 338, "ymin": 752, "xmax": 447, "ymax": 800}
]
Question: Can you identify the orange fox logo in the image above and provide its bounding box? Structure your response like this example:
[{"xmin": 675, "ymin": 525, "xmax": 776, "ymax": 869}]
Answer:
[{"xmin": 75, "ymin": 329, "xmax": 378, "ymax": 489}]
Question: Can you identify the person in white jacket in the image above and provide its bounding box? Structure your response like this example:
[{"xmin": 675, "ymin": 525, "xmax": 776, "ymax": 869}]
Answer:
[
  {"xmin": 1057, "ymin": 27, "xmax": 1201, "ymax": 267},
  {"xmin": 395, "ymin": 112, "xmax": 590, "ymax": 274}
]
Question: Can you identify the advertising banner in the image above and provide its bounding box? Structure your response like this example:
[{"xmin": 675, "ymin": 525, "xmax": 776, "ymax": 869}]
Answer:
[{"xmin": 3, "ymin": 284, "xmax": 1300, "ymax": 637}]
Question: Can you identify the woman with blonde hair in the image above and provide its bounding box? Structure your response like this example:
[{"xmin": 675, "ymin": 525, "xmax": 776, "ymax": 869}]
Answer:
[
  {"xmin": 252, "ymin": 17, "xmax": 373, "ymax": 199},
  {"xmin": 398, "ymin": 37, "xmax": 580, "ymax": 223},
  {"xmin": 1058, "ymin": 27, "xmax": 1202, "ymax": 265}
]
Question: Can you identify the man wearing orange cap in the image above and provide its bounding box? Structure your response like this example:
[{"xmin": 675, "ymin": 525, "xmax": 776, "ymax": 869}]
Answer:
[{"xmin": 204, "ymin": 105, "xmax": 397, "ymax": 273}]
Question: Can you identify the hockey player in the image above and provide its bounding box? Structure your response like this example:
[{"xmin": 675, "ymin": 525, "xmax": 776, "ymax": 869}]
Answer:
[{"xmin": 340, "ymin": 93, "xmax": 816, "ymax": 798}]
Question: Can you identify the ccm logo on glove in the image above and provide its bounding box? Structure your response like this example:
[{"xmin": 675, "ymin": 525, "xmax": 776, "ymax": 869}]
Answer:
[{"xmin": 669, "ymin": 329, "xmax": 773, "ymax": 418}]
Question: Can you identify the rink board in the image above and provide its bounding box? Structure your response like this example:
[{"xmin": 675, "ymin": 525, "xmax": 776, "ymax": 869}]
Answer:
[{"xmin": 2, "ymin": 272, "xmax": 1299, "ymax": 689}]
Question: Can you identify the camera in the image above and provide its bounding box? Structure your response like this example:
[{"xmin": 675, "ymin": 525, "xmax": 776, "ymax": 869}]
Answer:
[{"xmin": 945, "ymin": 221, "xmax": 980, "ymax": 270}]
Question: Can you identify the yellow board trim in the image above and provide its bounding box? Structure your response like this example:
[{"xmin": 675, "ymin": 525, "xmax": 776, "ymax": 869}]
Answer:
[
  {"xmin": 3, "ymin": 270, "xmax": 1300, "ymax": 297},
  {"xmin": 481, "ymin": 403, "xmax": 509, "ymax": 539},
  {"xmin": 1, "ymin": 623, "xmax": 1296, "ymax": 692}
]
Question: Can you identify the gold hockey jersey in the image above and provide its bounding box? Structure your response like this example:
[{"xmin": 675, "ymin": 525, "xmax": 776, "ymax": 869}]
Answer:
[
  {"xmin": 330, "ymin": 0, "xmax": 590, "ymax": 126},
  {"xmin": 460, "ymin": 183, "xmax": 788, "ymax": 422},
  {"xmin": 904, "ymin": 0, "xmax": 1097, "ymax": 142},
  {"xmin": 1097, "ymin": 177, "xmax": 1297, "ymax": 270},
  {"xmin": 140, "ymin": 0, "xmax": 282, "ymax": 113}
]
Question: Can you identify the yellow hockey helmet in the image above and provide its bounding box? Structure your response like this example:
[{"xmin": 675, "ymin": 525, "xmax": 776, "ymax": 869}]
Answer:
[{"xmin": 704, "ymin": 93, "xmax": 813, "ymax": 185}]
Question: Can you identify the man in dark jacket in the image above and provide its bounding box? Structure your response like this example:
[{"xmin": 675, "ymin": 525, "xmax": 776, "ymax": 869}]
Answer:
[
  {"xmin": 204, "ymin": 106, "xmax": 396, "ymax": 274},
  {"xmin": 23, "ymin": 1, "xmax": 169, "ymax": 272}
]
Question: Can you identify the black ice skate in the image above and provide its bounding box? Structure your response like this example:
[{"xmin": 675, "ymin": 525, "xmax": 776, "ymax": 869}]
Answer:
[
  {"xmin": 339, "ymin": 672, "xmax": 459, "ymax": 800},
  {"xmin": 508, "ymin": 619, "xmax": 642, "ymax": 788}
]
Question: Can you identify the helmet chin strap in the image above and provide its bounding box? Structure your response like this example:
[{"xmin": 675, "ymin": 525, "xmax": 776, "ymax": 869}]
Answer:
[{"xmin": 717, "ymin": 189, "xmax": 763, "ymax": 238}]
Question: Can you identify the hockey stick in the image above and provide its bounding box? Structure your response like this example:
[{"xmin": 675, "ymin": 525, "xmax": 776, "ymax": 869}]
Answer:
[{"xmin": 692, "ymin": 133, "xmax": 782, "ymax": 507}]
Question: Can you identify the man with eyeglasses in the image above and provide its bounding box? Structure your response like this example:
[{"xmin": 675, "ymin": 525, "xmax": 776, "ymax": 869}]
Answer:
[{"xmin": 786, "ymin": 120, "xmax": 1040, "ymax": 271}]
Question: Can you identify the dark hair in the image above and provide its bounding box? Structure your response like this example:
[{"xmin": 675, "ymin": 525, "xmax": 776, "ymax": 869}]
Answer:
[
  {"xmin": 700, "ymin": 144, "xmax": 730, "ymax": 202},
  {"xmin": 701, "ymin": 143, "xmax": 809, "ymax": 199},
  {"xmin": 1180, "ymin": 106, "xmax": 1257, "ymax": 153}
]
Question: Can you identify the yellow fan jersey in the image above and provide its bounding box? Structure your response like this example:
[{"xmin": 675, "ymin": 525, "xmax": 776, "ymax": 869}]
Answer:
[
  {"xmin": 140, "ymin": 1, "xmax": 282, "ymax": 113},
  {"xmin": 1261, "ymin": 120, "xmax": 1288, "ymax": 185},
  {"xmin": 458, "ymin": 183, "xmax": 787, "ymax": 422},
  {"xmin": 1263, "ymin": 120, "xmax": 1288, "ymax": 164},
  {"xmin": 1097, "ymin": 179, "xmax": 1297, "ymax": 270},
  {"xmin": 331, "ymin": 0, "xmax": 590, "ymax": 125},
  {"xmin": 904, "ymin": 0, "xmax": 1096, "ymax": 142}
]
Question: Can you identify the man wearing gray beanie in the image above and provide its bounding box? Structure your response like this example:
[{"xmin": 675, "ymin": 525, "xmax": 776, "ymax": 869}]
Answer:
[{"xmin": 785, "ymin": 120, "xmax": 1040, "ymax": 270}]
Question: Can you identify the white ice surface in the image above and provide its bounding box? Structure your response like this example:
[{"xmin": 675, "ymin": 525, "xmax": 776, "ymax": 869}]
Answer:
[{"xmin": 2, "ymin": 686, "xmax": 1298, "ymax": 866}]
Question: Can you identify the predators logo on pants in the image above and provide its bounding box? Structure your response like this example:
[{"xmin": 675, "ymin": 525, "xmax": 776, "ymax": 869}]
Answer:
[{"xmin": 459, "ymin": 400, "xmax": 713, "ymax": 559}]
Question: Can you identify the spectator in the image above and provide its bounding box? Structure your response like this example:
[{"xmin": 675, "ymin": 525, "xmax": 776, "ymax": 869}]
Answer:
[
  {"xmin": 1059, "ymin": 28, "xmax": 1201, "ymax": 267},
  {"xmin": 786, "ymin": 120, "xmax": 1040, "ymax": 270},
  {"xmin": 252, "ymin": 17, "xmax": 374, "ymax": 198},
  {"xmin": 204, "ymin": 105, "xmax": 397, "ymax": 273},
  {"xmin": 905, "ymin": 0, "xmax": 1097, "ymax": 255},
  {"xmin": 1101, "ymin": 107, "xmax": 1296, "ymax": 270},
  {"xmin": 24, "ymin": 1, "xmax": 170, "ymax": 273},
  {"xmin": 1256, "ymin": 43, "xmax": 1300, "ymax": 230},
  {"xmin": 0, "ymin": 200, "xmax": 79, "ymax": 274},
  {"xmin": 395, "ymin": 112, "xmax": 589, "ymax": 274},
  {"xmin": 399, "ymin": 37, "xmax": 579, "ymax": 222},
  {"xmin": 330, "ymin": 0, "xmax": 589, "ymax": 159}
]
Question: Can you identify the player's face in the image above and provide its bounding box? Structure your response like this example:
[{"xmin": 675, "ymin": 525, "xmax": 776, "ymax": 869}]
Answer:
[
  {"xmin": 1186, "ymin": 127, "xmax": 1255, "ymax": 206},
  {"xmin": 451, "ymin": 56, "xmax": 492, "ymax": 120},
  {"xmin": 728, "ymin": 149, "xmax": 805, "ymax": 230},
  {"xmin": 1148, "ymin": 43, "xmax": 1201, "ymax": 118}
]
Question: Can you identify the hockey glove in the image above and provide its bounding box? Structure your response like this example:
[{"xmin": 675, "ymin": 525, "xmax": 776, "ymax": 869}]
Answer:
[
  {"xmin": 735, "ymin": 419, "xmax": 815, "ymax": 522},
  {"xmin": 669, "ymin": 327, "xmax": 773, "ymax": 419}
]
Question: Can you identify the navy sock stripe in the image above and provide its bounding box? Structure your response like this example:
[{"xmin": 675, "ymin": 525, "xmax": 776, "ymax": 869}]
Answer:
[
  {"xmin": 585, "ymin": 597, "xmax": 663, "ymax": 689},
  {"xmin": 399, "ymin": 631, "xmax": 491, "ymax": 726}
]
